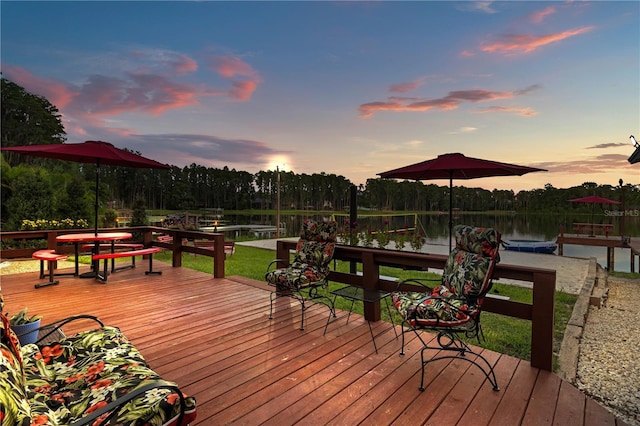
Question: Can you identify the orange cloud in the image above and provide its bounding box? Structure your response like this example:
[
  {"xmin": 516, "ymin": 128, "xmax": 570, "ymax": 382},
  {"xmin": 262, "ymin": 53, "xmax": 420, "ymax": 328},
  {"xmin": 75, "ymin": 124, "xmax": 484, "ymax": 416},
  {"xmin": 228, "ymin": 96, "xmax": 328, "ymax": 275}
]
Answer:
[
  {"xmin": 481, "ymin": 26, "xmax": 594, "ymax": 55},
  {"xmin": 534, "ymin": 153, "xmax": 632, "ymax": 174},
  {"xmin": 474, "ymin": 106, "xmax": 539, "ymax": 117}
]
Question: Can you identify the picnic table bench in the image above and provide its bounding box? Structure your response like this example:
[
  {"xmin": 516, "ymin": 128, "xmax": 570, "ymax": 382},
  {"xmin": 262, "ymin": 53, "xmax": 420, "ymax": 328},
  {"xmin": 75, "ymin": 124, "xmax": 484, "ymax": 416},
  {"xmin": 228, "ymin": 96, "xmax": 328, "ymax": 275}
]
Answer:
[
  {"xmin": 572, "ymin": 222, "xmax": 613, "ymax": 236},
  {"xmin": 92, "ymin": 247, "xmax": 162, "ymax": 283}
]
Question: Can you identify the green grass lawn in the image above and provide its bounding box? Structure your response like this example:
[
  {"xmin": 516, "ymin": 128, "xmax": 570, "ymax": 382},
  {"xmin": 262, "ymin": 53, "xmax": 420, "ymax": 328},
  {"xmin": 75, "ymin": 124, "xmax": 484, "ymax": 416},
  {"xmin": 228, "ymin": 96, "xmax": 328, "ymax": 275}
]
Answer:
[{"xmin": 136, "ymin": 245, "xmax": 576, "ymax": 370}]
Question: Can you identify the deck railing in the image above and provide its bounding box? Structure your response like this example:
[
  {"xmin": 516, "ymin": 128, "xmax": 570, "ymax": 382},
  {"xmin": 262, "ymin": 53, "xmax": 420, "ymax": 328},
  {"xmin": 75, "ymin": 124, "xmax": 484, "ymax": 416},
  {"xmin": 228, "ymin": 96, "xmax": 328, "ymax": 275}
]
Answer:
[
  {"xmin": 1, "ymin": 228, "xmax": 555, "ymax": 370},
  {"xmin": 276, "ymin": 240, "xmax": 556, "ymax": 371}
]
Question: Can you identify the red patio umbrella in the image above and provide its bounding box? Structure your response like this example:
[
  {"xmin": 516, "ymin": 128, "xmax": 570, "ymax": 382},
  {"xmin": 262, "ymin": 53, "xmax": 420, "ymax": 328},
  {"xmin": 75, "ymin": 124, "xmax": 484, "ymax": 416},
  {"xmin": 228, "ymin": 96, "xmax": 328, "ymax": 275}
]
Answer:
[
  {"xmin": 568, "ymin": 195, "xmax": 621, "ymax": 236},
  {"xmin": 1, "ymin": 140, "xmax": 170, "ymax": 235},
  {"xmin": 378, "ymin": 152, "xmax": 546, "ymax": 250}
]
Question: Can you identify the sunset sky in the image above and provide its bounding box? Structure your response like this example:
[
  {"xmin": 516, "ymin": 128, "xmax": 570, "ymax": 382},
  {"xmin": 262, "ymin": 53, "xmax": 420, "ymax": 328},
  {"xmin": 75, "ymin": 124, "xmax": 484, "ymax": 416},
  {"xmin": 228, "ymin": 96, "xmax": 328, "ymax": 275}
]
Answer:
[{"xmin": 2, "ymin": 1, "xmax": 638, "ymax": 192}]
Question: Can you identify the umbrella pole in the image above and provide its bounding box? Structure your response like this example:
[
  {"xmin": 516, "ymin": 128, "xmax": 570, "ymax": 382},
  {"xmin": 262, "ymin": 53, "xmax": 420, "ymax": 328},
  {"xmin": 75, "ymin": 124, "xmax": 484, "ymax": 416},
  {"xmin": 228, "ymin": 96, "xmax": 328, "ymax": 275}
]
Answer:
[
  {"xmin": 448, "ymin": 172, "xmax": 453, "ymax": 252},
  {"xmin": 94, "ymin": 160, "xmax": 100, "ymax": 236}
]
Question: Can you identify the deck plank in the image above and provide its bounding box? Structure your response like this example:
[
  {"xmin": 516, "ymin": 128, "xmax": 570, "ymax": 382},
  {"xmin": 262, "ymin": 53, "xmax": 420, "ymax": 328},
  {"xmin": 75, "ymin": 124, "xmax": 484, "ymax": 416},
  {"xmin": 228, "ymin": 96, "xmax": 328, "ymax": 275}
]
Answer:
[{"xmin": 0, "ymin": 262, "xmax": 628, "ymax": 425}]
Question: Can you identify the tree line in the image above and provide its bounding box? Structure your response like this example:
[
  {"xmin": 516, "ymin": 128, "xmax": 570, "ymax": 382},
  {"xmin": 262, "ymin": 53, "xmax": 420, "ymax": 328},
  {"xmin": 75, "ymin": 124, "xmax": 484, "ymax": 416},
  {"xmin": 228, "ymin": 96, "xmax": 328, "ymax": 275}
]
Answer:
[{"xmin": 2, "ymin": 77, "xmax": 638, "ymax": 231}]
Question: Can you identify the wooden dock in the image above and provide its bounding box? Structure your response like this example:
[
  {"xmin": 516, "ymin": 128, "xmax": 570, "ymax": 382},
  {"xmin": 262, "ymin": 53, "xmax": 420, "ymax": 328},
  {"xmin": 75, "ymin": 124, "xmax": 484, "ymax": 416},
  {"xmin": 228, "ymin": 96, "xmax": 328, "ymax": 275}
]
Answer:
[
  {"xmin": 557, "ymin": 233, "xmax": 639, "ymax": 272},
  {"xmin": 0, "ymin": 263, "xmax": 631, "ymax": 425}
]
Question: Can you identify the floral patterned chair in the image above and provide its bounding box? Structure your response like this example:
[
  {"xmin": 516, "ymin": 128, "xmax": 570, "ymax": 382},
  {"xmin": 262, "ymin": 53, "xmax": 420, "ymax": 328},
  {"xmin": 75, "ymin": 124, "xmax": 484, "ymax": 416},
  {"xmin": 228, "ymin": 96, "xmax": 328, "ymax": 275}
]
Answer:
[
  {"xmin": 391, "ymin": 224, "xmax": 501, "ymax": 391},
  {"xmin": 0, "ymin": 294, "xmax": 197, "ymax": 426},
  {"xmin": 266, "ymin": 219, "xmax": 337, "ymax": 330}
]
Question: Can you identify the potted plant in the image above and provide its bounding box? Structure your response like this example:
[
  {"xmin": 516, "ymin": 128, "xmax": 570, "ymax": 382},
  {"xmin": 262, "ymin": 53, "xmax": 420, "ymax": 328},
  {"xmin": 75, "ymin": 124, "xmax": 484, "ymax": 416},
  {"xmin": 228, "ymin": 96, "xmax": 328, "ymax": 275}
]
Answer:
[{"xmin": 9, "ymin": 308, "xmax": 42, "ymax": 345}]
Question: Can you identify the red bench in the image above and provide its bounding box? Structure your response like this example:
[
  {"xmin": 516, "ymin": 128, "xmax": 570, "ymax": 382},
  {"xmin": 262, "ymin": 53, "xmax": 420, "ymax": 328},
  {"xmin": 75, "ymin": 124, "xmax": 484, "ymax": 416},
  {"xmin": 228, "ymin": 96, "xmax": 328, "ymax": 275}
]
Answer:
[
  {"xmin": 32, "ymin": 250, "xmax": 69, "ymax": 289},
  {"xmin": 92, "ymin": 247, "xmax": 162, "ymax": 283},
  {"xmin": 82, "ymin": 243, "xmax": 144, "ymax": 272}
]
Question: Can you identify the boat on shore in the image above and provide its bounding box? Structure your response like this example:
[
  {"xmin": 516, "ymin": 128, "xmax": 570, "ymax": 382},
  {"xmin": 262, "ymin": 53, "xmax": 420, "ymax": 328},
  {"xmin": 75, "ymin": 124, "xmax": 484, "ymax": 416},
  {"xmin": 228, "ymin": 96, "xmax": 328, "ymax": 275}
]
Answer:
[{"xmin": 502, "ymin": 239, "xmax": 557, "ymax": 254}]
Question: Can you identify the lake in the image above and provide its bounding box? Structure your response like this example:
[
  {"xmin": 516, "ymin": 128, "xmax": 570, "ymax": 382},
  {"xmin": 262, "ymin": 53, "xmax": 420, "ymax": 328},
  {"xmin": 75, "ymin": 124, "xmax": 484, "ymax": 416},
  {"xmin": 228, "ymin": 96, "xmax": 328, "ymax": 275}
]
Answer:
[{"xmin": 216, "ymin": 211, "xmax": 640, "ymax": 273}]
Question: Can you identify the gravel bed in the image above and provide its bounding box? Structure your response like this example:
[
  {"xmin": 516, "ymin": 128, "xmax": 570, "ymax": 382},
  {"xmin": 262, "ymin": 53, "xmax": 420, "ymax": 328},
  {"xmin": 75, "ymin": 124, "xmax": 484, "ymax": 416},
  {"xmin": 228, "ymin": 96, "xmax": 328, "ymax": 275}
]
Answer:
[{"xmin": 576, "ymin": 278, "xmax": 640, "ymax": 426}]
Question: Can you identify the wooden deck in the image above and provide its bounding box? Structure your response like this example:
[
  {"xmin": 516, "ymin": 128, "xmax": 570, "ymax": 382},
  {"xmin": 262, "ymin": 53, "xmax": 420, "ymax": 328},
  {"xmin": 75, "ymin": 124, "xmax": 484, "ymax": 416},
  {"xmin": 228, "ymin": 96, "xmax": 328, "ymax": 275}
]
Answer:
[{"xmin": 0, "ymin": 262, "xmax": 629, "ymax": 425}]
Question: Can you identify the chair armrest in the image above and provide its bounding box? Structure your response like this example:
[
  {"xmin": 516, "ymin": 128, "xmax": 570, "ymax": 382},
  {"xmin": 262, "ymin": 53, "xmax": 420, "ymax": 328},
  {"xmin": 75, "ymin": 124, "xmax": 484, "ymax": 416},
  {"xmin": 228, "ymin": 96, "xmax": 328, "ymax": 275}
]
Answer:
[
  {"xmin": 394, "ymin": 278, "xmax": 440, "ymax": 293},
  {"xmin": 35, "ymin": 315, "xmax": 104, "ymax": 345},
  {"xmin": 266, "ymin": 258, "xmax": 289, "ymax": 272},
  {"xmin": 69, "ymin": 381, "xmax": 186, "ymax": 426}
]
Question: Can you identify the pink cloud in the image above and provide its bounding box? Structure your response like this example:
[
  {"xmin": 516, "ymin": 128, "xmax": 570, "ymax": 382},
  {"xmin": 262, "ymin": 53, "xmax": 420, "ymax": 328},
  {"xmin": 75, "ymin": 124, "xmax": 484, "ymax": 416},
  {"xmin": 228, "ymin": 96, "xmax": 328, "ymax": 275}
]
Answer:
[
  {"xmin": 2, "ymin": 64, "xmax": 77, "ymax": 109},
  {"xmin": 359, "ymin": 85, "xmax": 540, "ymax": 118},
  {"xmin": 69, "ymin": 73, "xmax": 199, "ymax": 117},
  {"xmin": 358, "ymin": 101, "xmax": 405, "ymax": 118},
  {"xmin": 389, "ymin": 77, "xmax": 426, "ymax": 93},
  {"xmin": 169, "ymin": 54, "xmax": 198, "ymax": 75},
  {"xmin": 528, "ymin": 6, "xmax": 556, "ymax": 24},
  {"xmin": 481, "ymin": 26, "xmax": 594, "ymax": 55},
  {"xmin": 228, "ymin": 80, "xmax": 259, "ymax": 101},
  {"xmin": 208, "ymin": 55, "xmax": 263, "ymax": 100},
  {"xmin": 210, "ymin": 55, "xmax": 257, "ymax": 78},
  {"xmin": 3, "ymin": 51, "xmax": 264, "ymax": 141}
]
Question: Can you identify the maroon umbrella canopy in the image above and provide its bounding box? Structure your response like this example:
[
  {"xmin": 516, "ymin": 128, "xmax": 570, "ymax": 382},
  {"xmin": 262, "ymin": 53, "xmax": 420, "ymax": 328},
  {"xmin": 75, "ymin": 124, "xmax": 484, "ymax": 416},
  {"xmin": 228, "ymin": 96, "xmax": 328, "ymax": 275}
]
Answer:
[
  {"xmin": 568, "ymin": 196, "xmax": 621, "ymax": 236},
  {"xmin": 1, "ymin": 140, "xmax": 169, "ymax": 169},
  {"xmin": 378, "ymin": 152, "xmax": 545, "ymax": 181},
  {"xmin": 568, "ymin": 195, "xmax": 621, "ymax": 204},
  {"xmin": 378, "ymin": 152, "xmax": 547, "ymax": 250},
  {"xmin": 2, "ymin": 140, "xmax": 170, "ymax": 235}
]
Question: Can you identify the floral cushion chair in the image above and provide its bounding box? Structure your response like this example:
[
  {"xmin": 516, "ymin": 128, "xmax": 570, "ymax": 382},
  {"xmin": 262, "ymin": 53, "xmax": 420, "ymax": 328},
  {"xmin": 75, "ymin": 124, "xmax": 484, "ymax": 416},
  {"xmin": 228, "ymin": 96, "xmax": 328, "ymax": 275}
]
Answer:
[
  {"xmin": 266, "ymin": 219, "xmax": 337, "ymax": 330},
  {"xmin": 0, "ymin": 293, "xmax": 197, "ymax": 426},
  {"xmin": 391, "ymin": 224, "xmax": 501, "ymax": 392}
]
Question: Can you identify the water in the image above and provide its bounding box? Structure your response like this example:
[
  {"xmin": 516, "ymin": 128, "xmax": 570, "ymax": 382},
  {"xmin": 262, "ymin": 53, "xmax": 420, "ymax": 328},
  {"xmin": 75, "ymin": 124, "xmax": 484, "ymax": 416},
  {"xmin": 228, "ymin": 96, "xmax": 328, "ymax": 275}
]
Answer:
[{"xmin": 212, "ymin": 212, "xmax": 640, "ymax": 273}]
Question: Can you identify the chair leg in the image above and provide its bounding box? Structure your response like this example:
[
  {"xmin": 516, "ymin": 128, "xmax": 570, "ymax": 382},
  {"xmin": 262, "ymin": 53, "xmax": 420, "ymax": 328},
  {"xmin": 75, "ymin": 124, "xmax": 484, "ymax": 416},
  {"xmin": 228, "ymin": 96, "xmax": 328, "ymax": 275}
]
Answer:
[
  {"xmin": 269, "ymin": 285, "xmax": 335, "ymax": 332},
  {"xmin": 417, "ymin": 330, "xmax": 499, "ymax": 392}
]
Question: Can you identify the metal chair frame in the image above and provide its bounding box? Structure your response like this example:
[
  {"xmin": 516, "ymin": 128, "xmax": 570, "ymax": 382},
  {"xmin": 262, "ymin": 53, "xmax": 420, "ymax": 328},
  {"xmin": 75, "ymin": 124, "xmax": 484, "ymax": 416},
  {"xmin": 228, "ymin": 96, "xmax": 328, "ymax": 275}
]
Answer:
[
  {"xmin": 393, "ymin": 225, "xmax": 501, "ymax": 392},
  {"xmin": 266, "ymin": 220, "xmax": 337, "ymax": 330},
  {"xmin": 397, "ymin": 281, "xmax": 499, "ymax": 391},
  {"xmin": 268, "ymin": 266, "xmax": 336, "ymax": 330}
]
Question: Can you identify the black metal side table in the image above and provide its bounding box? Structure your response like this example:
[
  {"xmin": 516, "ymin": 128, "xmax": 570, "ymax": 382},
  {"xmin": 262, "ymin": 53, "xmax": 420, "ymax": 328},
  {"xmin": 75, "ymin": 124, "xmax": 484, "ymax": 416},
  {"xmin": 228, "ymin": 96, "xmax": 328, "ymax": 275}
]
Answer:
[{"xmin": 328, "ymin": 285, "xmax": 398, "ymax": 353}]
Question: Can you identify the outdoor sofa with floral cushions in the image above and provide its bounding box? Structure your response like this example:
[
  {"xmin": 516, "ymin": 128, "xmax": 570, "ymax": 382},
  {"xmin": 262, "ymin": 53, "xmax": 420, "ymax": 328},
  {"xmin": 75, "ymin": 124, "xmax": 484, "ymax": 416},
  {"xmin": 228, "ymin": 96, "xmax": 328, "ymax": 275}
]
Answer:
[{"xmin": 0, "ymin": 295, "xmax": 197, "ymax": 426}]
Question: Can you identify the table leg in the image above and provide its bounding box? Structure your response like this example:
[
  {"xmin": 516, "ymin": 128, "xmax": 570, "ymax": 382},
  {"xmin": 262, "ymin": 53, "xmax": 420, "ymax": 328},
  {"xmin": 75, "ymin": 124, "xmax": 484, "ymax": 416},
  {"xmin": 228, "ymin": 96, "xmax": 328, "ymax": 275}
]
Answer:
[
  {"xmin": 79, "ymin": 242, "xmax": 102, "ymax": 279},
  {"xmin": 74, "ymin": 242, "xmax": 79, "ymax": 276}
]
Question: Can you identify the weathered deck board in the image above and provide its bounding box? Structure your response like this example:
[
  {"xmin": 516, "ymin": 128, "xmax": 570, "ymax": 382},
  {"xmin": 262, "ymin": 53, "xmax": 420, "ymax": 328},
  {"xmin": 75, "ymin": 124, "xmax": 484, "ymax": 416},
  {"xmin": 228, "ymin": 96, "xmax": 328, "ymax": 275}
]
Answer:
[{"xmin": 0, "ymin": 262, "xmax": 630, "ymax": 425}]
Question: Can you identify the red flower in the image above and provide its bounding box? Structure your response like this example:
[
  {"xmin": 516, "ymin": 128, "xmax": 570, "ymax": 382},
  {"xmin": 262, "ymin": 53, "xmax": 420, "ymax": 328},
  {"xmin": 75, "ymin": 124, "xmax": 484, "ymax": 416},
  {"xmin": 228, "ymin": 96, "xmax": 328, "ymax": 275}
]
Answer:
[
  {"xmin": 65, "ymin": 373, "xmax": 84, "ymax": 384},
  {"xmin": 30, "ymin": 414, "xmax": 50, "ymax": 425},
  {"xmin": 33, "ymin": 384, "xmax": 51, "ymax": 395},
  {"xmin": 87, "ymin": 361, "xmax": 106, "ymax": 376},
  {"xmin": 51, "ymin": 393, "xmax": 66, "ymax": 404},
  {"xmin": 86, "ymin": 400, "xmax": 108, "ymax": 414},
  {"xmin": 37, "ymin": 344, "xmax": 64, "ymax": 363},
  {"xmin": 91, "ymin": 379, "xmax": 113, "ymax": 389},
  {"xmin": 166, "ymin": 393, "xmax": 179, "ymax": 405}
]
